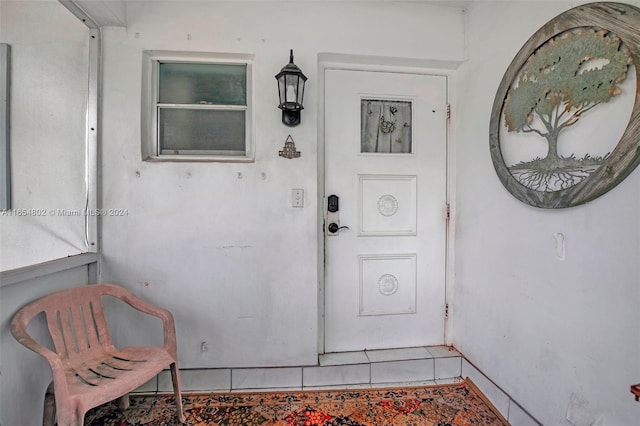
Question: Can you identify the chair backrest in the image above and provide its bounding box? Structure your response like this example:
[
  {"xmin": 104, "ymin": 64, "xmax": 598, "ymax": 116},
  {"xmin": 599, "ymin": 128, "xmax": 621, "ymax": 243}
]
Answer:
[{"xmin": 11, "ymin": 285, "xmax": 116, "ymax": 362}]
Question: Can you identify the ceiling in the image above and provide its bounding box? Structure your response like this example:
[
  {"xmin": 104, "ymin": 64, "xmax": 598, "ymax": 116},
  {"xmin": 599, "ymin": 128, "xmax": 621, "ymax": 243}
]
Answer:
[{"xmin": 69, "ymin": 0, "xmax": 474, "ymax": 28}]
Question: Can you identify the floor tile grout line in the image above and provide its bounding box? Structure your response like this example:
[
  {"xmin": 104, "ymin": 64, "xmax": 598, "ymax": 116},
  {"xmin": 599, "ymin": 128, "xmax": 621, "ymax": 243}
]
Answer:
[{"xmin": 432, "ymin": 357, "xmax": 436, "ymax": 381}]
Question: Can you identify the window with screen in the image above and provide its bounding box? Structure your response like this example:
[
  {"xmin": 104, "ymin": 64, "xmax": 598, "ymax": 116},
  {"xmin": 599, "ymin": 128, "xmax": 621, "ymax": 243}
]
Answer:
[{"xmin": 142, "ymin": 51, "xmax": 254, "ymax": 161}]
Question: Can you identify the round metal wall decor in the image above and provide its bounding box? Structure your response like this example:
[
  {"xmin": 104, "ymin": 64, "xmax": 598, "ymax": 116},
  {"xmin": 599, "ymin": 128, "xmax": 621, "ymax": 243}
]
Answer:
[{"xmin": 489, "ymin": 2, "xmax": 640, "ymax": 208}]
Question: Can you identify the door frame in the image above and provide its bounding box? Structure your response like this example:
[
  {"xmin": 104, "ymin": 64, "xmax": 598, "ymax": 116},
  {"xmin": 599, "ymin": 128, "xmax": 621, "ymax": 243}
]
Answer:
[{"xmin": 317, "ymin": 53, "xmax": 461, "ymax": 354}]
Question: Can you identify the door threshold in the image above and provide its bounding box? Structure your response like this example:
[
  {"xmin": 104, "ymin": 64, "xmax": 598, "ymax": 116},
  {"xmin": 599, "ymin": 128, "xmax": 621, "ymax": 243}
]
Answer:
[{"xmin": 319, "ymin": 345, "xmax": 461, "ymax": 367}]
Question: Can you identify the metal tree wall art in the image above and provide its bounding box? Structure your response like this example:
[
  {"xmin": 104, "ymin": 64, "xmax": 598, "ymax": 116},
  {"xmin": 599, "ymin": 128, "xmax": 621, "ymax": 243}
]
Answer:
[
  {"xmin": 504, "ymin": 28, "xmax": 631, "ymax": 191},
  {"xmin": 490, "ymin": 2, "xmax": 640, "ymax": 208}
]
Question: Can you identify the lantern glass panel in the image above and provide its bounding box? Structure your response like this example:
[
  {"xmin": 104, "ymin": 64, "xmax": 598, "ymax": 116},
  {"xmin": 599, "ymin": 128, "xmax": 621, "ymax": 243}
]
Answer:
[
  {"xmin": 278, "ymin": 76, "xmax": 287, "ymax": 106},
  {"xmin": 284, "ymin": 74, "xmax": 299, "ymax": 104},
  {"xmin": 298, "ymin": 78, "xmax": 306, "ymax": 105}
]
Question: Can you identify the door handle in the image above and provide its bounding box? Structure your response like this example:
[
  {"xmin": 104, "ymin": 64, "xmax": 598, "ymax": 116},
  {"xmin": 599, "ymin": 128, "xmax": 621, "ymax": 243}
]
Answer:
[{"xmin": 328, "ymin": 223, "xmax": 350, "ymax": 234}]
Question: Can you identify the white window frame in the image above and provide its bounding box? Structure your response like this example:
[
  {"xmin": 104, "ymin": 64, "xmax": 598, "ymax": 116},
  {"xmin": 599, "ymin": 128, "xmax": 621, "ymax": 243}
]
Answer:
[{"xmin": 141, "ymin": 50, "xmax": 255, "ymax": 162}]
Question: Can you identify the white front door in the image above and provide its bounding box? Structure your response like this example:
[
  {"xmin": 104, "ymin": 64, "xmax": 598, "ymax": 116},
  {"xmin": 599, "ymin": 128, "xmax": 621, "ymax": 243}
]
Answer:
[{"xmin": 324, "ymin": 68, "xmax": 448, "ymax": 353}]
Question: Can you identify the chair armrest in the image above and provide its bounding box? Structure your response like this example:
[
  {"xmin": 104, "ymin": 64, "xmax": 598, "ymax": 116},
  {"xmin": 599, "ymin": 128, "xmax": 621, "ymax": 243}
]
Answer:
[
  {"xmin": 100, "ymin": 284, "xmax": 179, "ymax": 359},
  {"xmin": 10, "ymin": 314, "xmax": 70, "ymax": 399}
]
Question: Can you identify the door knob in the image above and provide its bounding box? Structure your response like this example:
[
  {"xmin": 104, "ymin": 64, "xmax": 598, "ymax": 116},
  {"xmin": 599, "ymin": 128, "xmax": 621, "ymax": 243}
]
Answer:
[{"xmin": 328, "ymin": 223, "xmax": 349, "ymax": 233}]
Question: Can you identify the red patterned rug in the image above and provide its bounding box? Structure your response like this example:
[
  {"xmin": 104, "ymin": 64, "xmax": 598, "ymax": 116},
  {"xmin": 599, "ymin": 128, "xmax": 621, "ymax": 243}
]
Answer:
[{"xmin": 84, "ymin": 379, "xmax": 509, "ymax": 425}]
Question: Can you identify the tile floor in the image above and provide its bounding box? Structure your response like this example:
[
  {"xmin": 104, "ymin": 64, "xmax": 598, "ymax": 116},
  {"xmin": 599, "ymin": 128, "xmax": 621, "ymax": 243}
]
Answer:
[{"xmin": 136, "ymin": 345, "xmax": 541, "ymax": 425}]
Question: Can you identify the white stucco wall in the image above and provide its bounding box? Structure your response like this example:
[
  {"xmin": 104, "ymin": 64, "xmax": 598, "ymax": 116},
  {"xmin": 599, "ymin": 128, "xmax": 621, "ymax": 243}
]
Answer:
[
  {"xmin": 99, "ymin": 1, "xmax": 466, "ymax": 368},
  {"xmin": 0, "ymin": 0, "xmax": 90, "ymax": 271},
  {"xmin": 452, "ymin": 1, "xmax": 640, "ymax": 425}
]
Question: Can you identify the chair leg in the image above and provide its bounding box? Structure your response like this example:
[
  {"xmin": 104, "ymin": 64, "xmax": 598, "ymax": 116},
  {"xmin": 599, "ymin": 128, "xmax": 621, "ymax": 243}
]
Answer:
[
  {"xmin": 55, "ymin": 407, "xmax": 83, "ymax": 426},
  {"xmin": 118, "ymin": 393, "xmax": 130, "ymax": 411},
  {"xmin": 43, "ymin": 382, "xmax": 55, "ymax": 426},
  {"xmin": 170, "ymin": 362, "xmax": 186, "ymax": 423}
]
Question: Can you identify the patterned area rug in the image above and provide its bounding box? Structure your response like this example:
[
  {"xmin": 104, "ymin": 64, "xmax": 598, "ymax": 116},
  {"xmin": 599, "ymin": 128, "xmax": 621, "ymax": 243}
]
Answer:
[{"xmin": 84, "ymin": 379, "xmax": 509, "ymax": 425}]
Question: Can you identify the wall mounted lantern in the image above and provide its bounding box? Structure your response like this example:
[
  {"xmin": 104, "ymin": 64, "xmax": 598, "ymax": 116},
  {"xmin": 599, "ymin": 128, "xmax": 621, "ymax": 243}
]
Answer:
[{"xmin": 275, "ymin": 49, "xmax": 307, "ymax": 126}]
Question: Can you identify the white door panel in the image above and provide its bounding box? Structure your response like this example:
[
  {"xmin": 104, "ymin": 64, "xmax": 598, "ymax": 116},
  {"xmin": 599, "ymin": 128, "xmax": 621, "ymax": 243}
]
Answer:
[{"xmin": 324, "ymin": 69, "xmax": 448, "ymax": 352}]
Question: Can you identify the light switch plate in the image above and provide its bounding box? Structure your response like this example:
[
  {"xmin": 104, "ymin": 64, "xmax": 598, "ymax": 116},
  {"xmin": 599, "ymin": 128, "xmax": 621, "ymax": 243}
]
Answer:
[{"xmin": 292, "ymin": 189, "xmax": 304, "ymax": 207}]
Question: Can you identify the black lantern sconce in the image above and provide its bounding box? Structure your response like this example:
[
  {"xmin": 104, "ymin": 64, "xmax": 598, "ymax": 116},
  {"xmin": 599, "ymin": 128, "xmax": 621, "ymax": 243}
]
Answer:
[{"xmin": 275, "ymin": 50, "xmax": 307, "ymax": 126}]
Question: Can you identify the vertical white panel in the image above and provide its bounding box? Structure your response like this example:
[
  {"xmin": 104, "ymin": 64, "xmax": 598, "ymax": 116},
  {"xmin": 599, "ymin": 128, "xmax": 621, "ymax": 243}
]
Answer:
[
  {"xmin": 0, "ymin": 44, "xmax": 9, "ymax": 211},
  {"xmin": 0, "ymin": 1, "xmax": 90, "ymax": 271}
]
